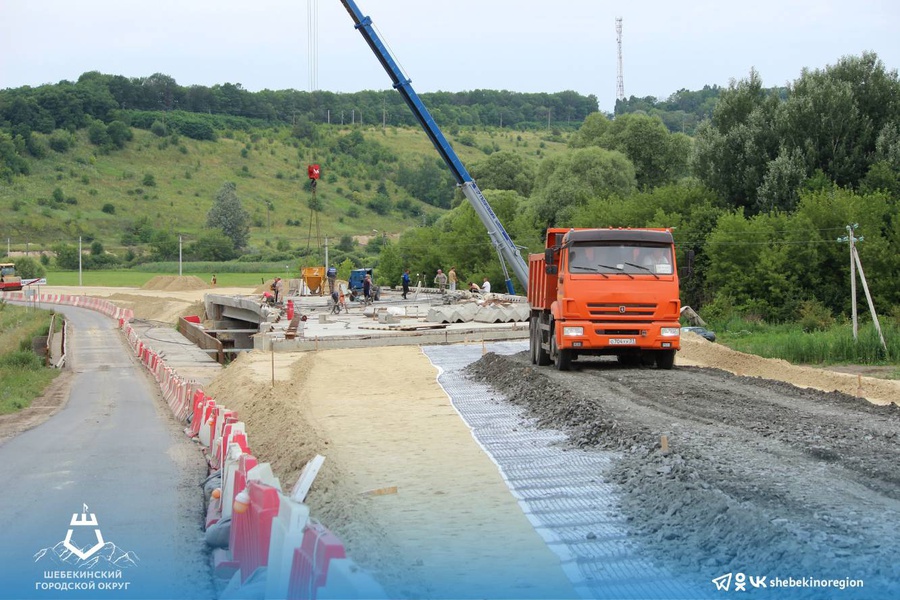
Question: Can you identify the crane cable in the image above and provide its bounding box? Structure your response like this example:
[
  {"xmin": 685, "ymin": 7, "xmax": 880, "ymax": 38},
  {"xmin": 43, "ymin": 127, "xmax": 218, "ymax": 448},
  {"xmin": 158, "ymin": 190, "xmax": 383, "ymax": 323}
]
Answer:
[
  {"xmin": 307, "ymin": 0, "xmax": 318, "ymax": 93},
  {"xmin": 305, "ymin": 0, "xmax": 322, "ymax": 257}
]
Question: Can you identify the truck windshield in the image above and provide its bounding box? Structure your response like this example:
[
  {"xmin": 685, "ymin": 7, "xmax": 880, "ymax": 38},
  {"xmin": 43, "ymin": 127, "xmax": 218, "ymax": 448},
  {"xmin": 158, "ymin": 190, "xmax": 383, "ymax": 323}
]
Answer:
[{"xmin": 568, "ymin": 244, "xmax": 673, "ymax": 275}]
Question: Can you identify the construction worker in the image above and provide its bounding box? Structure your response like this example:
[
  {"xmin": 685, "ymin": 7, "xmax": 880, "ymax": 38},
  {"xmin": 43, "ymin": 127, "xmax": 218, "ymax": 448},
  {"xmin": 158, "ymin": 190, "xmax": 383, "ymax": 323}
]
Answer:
[
  {"xmin": 448, "ymin": 267, "xmax": 458, "ymax": 291},
  {"xmin": 401, "ymin": 269, "xmax": 411, "ymax": 299},
  {"xmin": 363, "ymin": 274, "xmax": 373, "ymax": 303},
  {"xmin": 270, "ymin": 277, "xmax": 284, "ymax": 303},
  {"xmin": 434, "ymin": 269, "xmax": 448, "ymax": 293},
  {"xmin": 327, "ymin": 265, "xmax": 337, "ymax": 293}
]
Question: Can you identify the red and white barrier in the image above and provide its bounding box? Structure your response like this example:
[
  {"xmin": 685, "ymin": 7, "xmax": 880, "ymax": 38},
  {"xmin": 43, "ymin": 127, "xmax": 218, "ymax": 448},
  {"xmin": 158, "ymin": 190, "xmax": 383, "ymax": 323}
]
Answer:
[
  {"xmin": 14, "ymin": 288, "xmax": 381, "ymax": 597},
  {"xmin": 287, "ymin": 523, "xmax": 347, "ymax": 600}
]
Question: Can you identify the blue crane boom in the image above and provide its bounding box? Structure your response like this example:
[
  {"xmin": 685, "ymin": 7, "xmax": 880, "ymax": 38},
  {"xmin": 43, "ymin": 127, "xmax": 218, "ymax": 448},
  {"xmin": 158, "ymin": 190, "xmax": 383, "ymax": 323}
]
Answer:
[{"xmin": 338, "ymin": 0, "xmax": 529, "ymax": 294}]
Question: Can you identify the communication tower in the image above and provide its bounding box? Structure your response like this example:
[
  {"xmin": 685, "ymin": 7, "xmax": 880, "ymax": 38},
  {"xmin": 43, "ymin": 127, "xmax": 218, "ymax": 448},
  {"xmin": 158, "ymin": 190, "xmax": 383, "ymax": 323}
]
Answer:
[{"xmin": 616, "ymin": 17, "xmax": 625, "ymax": 103}]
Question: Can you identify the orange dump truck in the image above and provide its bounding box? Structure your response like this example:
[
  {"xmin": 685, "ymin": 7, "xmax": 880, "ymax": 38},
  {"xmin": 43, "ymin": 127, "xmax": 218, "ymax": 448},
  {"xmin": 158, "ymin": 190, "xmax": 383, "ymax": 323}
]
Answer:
[{"xmin": 528, "ymin": 228, "xmax": 681, "ymax": 370}]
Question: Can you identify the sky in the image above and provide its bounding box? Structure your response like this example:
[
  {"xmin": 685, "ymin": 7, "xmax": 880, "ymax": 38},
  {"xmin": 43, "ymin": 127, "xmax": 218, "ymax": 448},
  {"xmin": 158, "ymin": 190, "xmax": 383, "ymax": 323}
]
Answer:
[{"xmin": 1, "ymin": 0, "xmax": 898, "ymax": 112}]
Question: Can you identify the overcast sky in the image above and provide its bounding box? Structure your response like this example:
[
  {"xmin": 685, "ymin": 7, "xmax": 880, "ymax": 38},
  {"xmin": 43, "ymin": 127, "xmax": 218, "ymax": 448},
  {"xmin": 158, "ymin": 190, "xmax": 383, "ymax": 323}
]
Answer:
[{"xmin": 1, "ymin": 0, "xmax": 898, "ymax": 112}]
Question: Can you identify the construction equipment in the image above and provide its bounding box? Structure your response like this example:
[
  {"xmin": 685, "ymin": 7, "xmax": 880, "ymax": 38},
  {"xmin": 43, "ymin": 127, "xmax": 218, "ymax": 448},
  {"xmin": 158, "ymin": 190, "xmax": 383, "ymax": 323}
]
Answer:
[
  {"xmin": 348, "ymin": 268, "xmax": 380, "ymax": 302},
  {"xmin": 0, "ymin": 262, "xmax": 23, "ymax": 292},
  {"xmin": 529, "ymin": 228, "xmax": 681, "ymax": 370},
  {"xmin": 339, "ymin": 2, "xmax": 682, "ymax": 369},
  {"xmin": 338, "ymin": 0, "xmax": 527, "ymax": 295}
]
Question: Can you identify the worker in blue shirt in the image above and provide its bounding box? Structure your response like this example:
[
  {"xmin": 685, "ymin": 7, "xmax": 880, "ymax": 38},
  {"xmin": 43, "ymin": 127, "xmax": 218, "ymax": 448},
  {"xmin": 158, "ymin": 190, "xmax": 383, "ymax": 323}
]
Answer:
[{"xmin": 401, "ymin": 269, "xmax": 411, "ymax": 299}]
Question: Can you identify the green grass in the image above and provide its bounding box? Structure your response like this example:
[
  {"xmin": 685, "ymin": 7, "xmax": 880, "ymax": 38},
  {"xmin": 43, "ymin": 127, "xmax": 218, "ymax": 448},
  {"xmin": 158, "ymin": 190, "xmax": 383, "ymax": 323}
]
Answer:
[
  {"xmin": 710, "ymin": 317, "xmax": 900, "ymax": 372},
  {"xmin": 3, "ymin": 124, "xmax": 570, "ymax": 254},
  {"xmin": 0, "ymin": 303, "xmax": 60, "ymax": 414},
  {"xmin": 45, "ymin": 268, "xmax": 287, "ymax": 288}
]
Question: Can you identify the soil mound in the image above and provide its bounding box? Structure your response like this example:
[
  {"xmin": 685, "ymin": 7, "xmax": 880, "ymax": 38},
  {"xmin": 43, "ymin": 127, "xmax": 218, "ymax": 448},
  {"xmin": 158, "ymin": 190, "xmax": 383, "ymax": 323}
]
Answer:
[{"xmin": 141, "ymin": 275, "xmax": 209, "ymax": 292}]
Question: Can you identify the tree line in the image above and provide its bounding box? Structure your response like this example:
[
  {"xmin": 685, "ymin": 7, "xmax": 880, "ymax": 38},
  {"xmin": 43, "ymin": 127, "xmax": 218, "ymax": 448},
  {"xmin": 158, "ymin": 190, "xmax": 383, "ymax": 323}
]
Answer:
[
  {"xmin": 0, "ymin": 71, "xmax": 598, "ymax": 135},
  {"xmin": 3, "ymin": 52, "xmax": 898, "ymax": 332},
  {"xmin": 384, "ymin": 52, "xmax": 900, "ymax": 330}
]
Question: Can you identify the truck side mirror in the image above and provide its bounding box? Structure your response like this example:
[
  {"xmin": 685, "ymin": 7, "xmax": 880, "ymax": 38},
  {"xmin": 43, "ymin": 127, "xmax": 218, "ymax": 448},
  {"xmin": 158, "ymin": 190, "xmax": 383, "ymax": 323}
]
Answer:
[
  {"xmin": 544, "ymin": 248, "xmax": 558, "ymax": 275},
  {"xmin": 680, "ymin": 249, "xmax": 695, "ymax": 279},
  {"xmin": 544, "ymin": 248, "xmax": 559, "ymax": 275}
]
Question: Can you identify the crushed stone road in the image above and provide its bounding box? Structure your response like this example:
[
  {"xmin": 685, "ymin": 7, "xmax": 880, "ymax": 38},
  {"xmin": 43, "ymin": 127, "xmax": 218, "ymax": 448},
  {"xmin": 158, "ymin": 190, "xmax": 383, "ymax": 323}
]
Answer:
[{"xmin": 467, "ymin": 353, "xmax": 900, "ymax": 598}]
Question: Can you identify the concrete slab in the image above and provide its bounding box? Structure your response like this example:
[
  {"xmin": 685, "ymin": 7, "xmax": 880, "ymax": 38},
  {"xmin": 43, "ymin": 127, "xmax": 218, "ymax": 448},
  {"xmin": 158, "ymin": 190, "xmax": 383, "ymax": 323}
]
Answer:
[
  {"xmin": 129, "ymin": 321, "xmax": 223, "ymax": 385},
  {"xmin": 197, "ymin": 287, "xmax": 530, "ymax": 353}
]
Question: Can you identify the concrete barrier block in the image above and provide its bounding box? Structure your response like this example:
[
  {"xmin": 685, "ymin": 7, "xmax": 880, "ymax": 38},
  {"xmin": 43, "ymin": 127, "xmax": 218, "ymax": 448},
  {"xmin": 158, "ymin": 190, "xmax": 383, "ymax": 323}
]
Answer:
[
  {"xmin": 318, "ymin": 558, "xmax": 387, "ymax": 599},
  {"xmin": 264, "ymin": 498, "xmax": 311, "ymax": 600}
]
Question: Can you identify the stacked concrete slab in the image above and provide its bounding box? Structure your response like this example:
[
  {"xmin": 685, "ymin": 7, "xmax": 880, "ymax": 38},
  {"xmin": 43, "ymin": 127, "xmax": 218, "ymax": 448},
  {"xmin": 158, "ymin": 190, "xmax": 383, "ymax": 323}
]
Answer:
[{"xmin": 427, "ymin": 302, "xmax": 529, "ymax": 324}]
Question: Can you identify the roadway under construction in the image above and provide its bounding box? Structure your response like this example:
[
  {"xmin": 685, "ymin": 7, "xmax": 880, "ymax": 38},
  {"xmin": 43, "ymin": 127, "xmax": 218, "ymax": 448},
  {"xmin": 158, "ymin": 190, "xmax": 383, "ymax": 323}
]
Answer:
[{"xmin": 4, "ymin": 284, "xmax": 899, "ymax": 598}]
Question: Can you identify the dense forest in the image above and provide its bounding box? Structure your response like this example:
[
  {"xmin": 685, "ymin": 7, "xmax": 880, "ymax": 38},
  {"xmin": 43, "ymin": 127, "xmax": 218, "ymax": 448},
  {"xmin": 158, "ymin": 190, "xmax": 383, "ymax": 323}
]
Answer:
[
  {"xmin": 0, "ymin": 72, "xmax": 598, "ymax": 134},
  {"xmin": 2, "ymin": 51, "xmax": 899, "ymax": 329}
]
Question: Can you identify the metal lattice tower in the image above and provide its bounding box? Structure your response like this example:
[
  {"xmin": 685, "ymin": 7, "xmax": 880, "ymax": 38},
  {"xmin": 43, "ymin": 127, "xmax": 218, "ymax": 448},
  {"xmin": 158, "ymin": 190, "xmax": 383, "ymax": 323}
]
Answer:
[{"xmin": 615, "ymin": 17, "xmax": 625, "ymax": 102}]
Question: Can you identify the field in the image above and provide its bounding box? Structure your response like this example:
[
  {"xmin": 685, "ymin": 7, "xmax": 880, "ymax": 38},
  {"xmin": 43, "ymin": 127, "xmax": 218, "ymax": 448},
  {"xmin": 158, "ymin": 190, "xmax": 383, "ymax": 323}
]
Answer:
[{"xmin": 43, "ymin": 270, "xmax": 284, "ymax": 288}]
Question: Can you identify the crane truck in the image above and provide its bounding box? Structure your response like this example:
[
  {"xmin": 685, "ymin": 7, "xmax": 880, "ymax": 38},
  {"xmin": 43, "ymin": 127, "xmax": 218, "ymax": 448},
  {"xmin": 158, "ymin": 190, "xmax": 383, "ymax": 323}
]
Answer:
[{"xmin": 339, "ymin": 0, "xmax": 681, "ymax": 370}]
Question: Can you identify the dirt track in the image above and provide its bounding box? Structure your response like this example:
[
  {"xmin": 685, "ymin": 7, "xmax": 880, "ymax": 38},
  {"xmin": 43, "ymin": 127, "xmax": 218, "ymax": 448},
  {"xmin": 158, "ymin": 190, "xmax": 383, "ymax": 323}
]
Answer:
[{"xmin": 468, "ymin": 353, "xmax": 900, "ymax": 596}]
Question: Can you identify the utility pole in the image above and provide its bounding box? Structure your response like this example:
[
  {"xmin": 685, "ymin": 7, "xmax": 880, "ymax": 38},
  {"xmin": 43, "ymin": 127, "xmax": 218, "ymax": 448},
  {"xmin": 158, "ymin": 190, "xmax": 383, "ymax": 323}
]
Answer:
[
  {"xmin": 616, "ymin": 17, "xmax": 625, "ymax": 104},
  {"xmin": 848, "ymin": 225, "xmax": 858, "ymax": 340},
  {"xmin": 179, "ymin": 235, "xmax": 183, "ymax": 276},
  {"xmin": 838, "ymin": 224, "xmax": 887, "ymax": 351},
  {"xmin": 78, "ymin": 236, "xmax": 82, "ymax": 286}
]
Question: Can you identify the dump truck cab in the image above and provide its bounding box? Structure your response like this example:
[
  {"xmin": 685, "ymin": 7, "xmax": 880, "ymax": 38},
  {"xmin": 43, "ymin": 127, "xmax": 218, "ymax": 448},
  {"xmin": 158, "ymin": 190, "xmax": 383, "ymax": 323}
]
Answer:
[{"xmin": 529, "ymin": 228, "xmax": 681, "ymax": 370}]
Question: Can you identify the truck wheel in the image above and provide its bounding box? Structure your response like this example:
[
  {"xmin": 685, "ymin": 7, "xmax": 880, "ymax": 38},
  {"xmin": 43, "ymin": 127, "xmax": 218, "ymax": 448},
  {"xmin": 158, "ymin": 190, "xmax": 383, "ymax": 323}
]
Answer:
[
  {"xmin": 656, "ymin": 349, "xmax": 676, "ymax": 370},
  {"xmin": 617, "ymin": 353, "xmax": 641, "ymax": 367},
  {"xmin": 529, "ymin": 317, "xmax": 538, "ymax": 364},
  {"xmin": 551, "ymin": 329, "xmax": 571, "ymax": 371},
  {"xmin": 535, "ymin": 316, "xmax": 551, "ymax": 366}
]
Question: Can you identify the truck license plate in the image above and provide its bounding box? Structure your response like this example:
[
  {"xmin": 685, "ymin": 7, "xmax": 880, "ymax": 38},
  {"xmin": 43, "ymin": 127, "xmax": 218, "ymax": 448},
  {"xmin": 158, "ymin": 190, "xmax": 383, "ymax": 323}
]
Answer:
[{"xmin": 609, "ymin": 338, "xmax": 636, "ymax": 345}]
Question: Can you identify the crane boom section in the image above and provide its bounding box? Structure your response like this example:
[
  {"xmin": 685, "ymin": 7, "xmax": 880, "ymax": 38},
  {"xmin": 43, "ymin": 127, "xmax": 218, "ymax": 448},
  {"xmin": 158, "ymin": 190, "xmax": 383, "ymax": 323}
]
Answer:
[{"xmin": 338, "ymin": 0, "xmax": 529, "ymax": 291}]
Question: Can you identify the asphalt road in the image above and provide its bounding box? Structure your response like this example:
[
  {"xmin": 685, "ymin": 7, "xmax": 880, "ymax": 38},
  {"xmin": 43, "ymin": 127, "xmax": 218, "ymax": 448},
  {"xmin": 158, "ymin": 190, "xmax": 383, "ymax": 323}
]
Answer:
[{"xmin": 0, "ymin": 305, "xmax": 213, "ymax": 600}]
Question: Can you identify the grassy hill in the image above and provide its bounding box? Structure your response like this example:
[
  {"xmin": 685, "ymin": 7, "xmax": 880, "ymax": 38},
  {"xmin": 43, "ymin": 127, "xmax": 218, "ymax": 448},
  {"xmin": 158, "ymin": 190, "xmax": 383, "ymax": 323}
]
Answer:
[{"xmin": 1, "ymin": 121, "xmax": 570, "ymax": 256}]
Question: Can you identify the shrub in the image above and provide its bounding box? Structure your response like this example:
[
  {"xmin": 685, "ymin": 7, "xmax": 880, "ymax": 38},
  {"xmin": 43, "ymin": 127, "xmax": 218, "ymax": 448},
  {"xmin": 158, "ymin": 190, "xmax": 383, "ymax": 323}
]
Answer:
[
  {"xmin": 48, "ymin": 132, "xmax": 73, "ymax": 153},
  {"xmin": 798, "ymin": 299, "xmax": 835, "ymax": 333}
]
